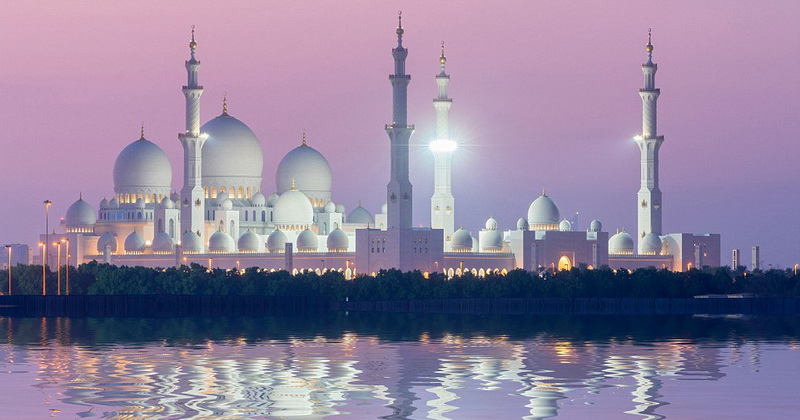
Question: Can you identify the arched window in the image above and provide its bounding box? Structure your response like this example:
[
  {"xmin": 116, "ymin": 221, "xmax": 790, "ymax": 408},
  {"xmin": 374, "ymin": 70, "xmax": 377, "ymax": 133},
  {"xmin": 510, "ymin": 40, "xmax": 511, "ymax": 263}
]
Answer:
[
  {"xmin": 262, "ymin": 211, "xmax": 266, "ymax": 222},
  {"xmin": 447, "ymin": 268, "xmax": 455, "ymax": 278},
  {"xmin": 478, "ymin": 268, "xmax": 486, "ymax": 277},
  {"xmin": 219, "ymin": 220, "xmax": 225, "ymax": 232},
  {"xmin": 157, "ymin": 218, "xmax": 164, "ymax": 233},
  {"xmin": 220, "ymin": 186, "xmax": 226, "ymax": 194},
  {"xmin": 137, "ymin": 212, "xmax": 142, "ymax": 219},
  {"xmin": 238, "ymin": 187, "xmax": 244, "ymax": 199},
  {"xmin": 558, "ymin": 256, "xmax": 572, "ymax": 271},
  {"xmin": 245, "ymin": 212, "xmax": 248, "ymax": 221},
  {"xmin": 169, "ymin": 219, "xmax": 175, "ymax": 238},
  {"xmin": 212, "ymin": 186, "xmax": 218, "ymax": 198}
]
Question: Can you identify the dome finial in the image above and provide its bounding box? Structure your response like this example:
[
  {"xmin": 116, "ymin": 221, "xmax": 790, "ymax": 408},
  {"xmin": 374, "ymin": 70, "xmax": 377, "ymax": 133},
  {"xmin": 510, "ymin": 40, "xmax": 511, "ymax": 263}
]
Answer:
[
  {"xmin": 79, "ymin": 192, "xmax": 83, "ymax": 201},
  {"xmin": 440, "ymin": 41, "xmax": 446, "ymax": 63},
  {"xmin": 396, "ymin": 10, "xmax": 404, "ymax": 37},
  {"xmin": 140, "ymin": 121, "xmax": 145, "ymax": 139},
  {"xmin": 222, "ymin": 92, "xmax": 228, "ymax": 115},
  {"xmin": 291, "ymin": 178, "xmax": 296, "ymax": 190},
  {"xmin": 542, "ymin": 187, "xmax": 547, "ymax": 197},
  {"xmin": 302, "ymin": 129, "xmax": 307, "ymax": 146},
  {"xmin": 646, "ymin": 28, "xmax": 654, "ymax": 55},
  {"xmin": 189, "ymin": 25, "xmax": 197, "ymax": 52}
]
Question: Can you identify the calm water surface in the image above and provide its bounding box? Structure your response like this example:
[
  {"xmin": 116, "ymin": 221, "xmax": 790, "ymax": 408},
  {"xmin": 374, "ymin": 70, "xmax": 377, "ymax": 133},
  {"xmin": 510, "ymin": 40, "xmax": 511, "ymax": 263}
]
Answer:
[{"xmin": 0, "ymin": 314, "xmax": 798, "ymax": 419}]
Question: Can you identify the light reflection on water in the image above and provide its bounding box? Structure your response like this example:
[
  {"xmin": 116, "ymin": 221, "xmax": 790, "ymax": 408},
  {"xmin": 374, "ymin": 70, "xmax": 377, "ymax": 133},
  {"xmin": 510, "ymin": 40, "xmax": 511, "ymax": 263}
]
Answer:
[{"xmin": 0, "ymin": 315, "xmax": 798, "ymax": 419}]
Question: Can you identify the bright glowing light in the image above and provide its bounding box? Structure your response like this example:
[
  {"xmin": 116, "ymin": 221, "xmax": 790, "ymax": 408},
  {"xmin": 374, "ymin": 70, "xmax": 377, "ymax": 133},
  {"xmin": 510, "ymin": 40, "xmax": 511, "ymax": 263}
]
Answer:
[
  {"xmin": 429, "ymin": 139, "xmax": 457, "ymax": 153},
  {"xmin": 633, "ymin": 135, "xmax": 643, "ymax": 141}
]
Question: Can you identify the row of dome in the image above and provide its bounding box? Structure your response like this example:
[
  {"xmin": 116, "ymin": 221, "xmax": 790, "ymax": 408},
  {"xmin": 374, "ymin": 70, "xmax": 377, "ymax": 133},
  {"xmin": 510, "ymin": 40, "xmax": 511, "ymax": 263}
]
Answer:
[{"xmin": 96, "ymin": 227, "xmax": 351, "ymax": 255}]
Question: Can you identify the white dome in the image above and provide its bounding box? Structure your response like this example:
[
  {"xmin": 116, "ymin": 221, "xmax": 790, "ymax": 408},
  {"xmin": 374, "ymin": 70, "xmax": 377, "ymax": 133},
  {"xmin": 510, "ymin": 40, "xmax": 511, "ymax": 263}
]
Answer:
[
  {"xmin": 124, "ymin": 231, "xmax": 145, "ymax": 253},
  {"xmin": 609, "ymin": 231, "xmax": 635, "ymax": 255},
  {"xmin": 381, "ymin": 202, "xmax": 388, "ymax": 214},
  {"xmin": 113, "ymin": 136, "xmax": 172, "ymax": 196},
  {"xmin": 266, "ymin": 193, "xmax": 280, "ymax": 207},
  {"xmin": 109, "ymin": 198, "xmax": 119, "ymax": 209},
  {"xmin": 326, "ymin": 228, "xmax": 349, "ymax": 252},
  {"xmin": 324, "ymin": 201, "xmax": 336, "ymax": 213},
  {"xmin": 559, "ymin": 219, "xmax": 572, "ymax": 231},
  {"xmin": 276, "ymin": 141, "xmax": 332, "ymax": 201},
  {"xmin": 221, "ymin": 198, "xmax": 233, "ymax": 210},
  {"xmin": 485, "ymin": 216, "xmax": 498, "ymax": 231},
  {"xmin": 267, "ymin": 229, "xmax": 288, "ymax": 252},
  {"xmin": 99, "ymin": 198, "xmax": 109, "ymax": 209},
  {"xmin": 480, "ymin": 230, "xmax": 504, "ymax": 252},
  {"xmin": 201, "ymin": 114, "xmax": 263, "ymax": 193},
  {"xmin": 640, "ymin": 232, "xmax": 663, "ymax": 255},
  {"xmin": 273, "ymin": 189, "xmax": 314, "ymax": 229},
  {"xmin": 135, "ymin": 198, "xmax": 145, "ymax": 209},
  {"xmin": 251, "ymin": 192, "xmax": 266, "ymax": 207},
  {"xmin": 296, "ymin": 228, "xmax": 319, "ymax": 252},
  {"xmin": 527, "ymin": 192, "xmax": 560, "ymax": 229},
  {"xmin": 238, "ymin": 230, "xmax": 261, "ymax": 252},
  {"xmin": 589, "ymin": 219, "xmax": 602, "ymax": 232},
  {"xmin": 451, "ymin": 228, "xmax": 473, "ymax": 252},
  {"xmin": 160, "ymin": 197, "xmax": 174, "ymax": 209},
  {"xmin": 216, "ymin": 191, "xmax": 229, "ymax": 203},
  {"xmin": 517, "ymin": 217, "xmax": 528, "ymax": 230},
  {"xmin": 181, "ymin": 231, "xmax": 203, "ymax": 253},
  {"xmin": 335, "ymin": 204, "xmax": 346, "ymax": 214},
  {"xmin": 65, "ymin": 197, "xmax": 96, "ymax": 229},
  {"xmin": 97, "ymin": 232, "xmax": 118, "ymax": 253},
  {"xmin": 209, "ymin": 230, "xmax": 235, "ymax": 253},
  {"xmin": 348, "ymin": 205, "xmax": 374, "ymax": 225},
  {"xmin": 152, "ymin": 231, "xmax": 174, "ymax": 252}
]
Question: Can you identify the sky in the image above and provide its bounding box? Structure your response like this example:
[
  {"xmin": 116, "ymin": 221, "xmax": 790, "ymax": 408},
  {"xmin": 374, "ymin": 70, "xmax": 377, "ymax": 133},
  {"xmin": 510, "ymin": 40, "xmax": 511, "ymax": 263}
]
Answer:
[{"xmin": 0, "ymin": 1, "xmax": 798, "ymax": 267}]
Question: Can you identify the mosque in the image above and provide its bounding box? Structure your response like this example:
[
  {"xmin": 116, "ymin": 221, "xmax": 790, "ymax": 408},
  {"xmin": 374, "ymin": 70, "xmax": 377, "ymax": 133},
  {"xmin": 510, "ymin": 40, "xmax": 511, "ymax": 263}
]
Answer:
[{"xmin": 48, "ymin": 17, "xmax": 720, "ymax": 276}]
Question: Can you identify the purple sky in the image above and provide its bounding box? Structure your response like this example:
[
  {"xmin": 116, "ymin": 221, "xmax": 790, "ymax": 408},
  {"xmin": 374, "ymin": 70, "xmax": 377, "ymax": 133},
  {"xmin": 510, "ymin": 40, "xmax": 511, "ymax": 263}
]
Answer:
[{"xmin": 1, "ymin": 1, "xmax": 798, "ymax": 267}]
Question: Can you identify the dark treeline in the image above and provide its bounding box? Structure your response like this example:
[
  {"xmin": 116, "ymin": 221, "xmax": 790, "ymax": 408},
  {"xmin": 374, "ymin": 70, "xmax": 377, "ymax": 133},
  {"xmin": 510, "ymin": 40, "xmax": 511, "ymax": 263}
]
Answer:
[{"xmin": 1, "ymin": 262, "xmax": 799, "ymax": 299}]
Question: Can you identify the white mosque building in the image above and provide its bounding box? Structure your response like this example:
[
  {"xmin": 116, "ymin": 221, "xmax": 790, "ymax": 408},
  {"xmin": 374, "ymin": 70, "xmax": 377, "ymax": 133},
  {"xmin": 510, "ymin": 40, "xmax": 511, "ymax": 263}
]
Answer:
[{"xmin": 49, "ymin": 19, "xmax": 719, "ymax": 276}]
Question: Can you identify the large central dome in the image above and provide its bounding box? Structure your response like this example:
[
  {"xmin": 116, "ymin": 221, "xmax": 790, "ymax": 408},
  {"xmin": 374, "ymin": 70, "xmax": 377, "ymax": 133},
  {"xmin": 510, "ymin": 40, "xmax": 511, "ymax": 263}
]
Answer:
[{"xmin": 201, "ymin": 112, "xmax": 263, "ymax": 199}]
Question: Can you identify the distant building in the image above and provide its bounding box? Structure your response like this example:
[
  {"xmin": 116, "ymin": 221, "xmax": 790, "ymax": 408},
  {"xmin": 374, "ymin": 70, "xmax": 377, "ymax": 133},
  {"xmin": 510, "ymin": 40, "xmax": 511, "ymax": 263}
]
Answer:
[
  {"xmin": 732, "ymin": 249, "xmax": 741, "ymax": 269},
  {"xmin": 752, "ymin": 246, "xmax": 761, "ymax": 270}
]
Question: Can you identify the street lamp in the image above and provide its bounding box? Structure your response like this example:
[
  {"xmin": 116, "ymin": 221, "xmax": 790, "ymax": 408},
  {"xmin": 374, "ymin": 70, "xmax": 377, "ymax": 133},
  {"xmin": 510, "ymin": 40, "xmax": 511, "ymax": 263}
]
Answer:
[
  {"xmin": 39, "ymin": 242, "xmax": 46, "ymax": 295},
  {"xmin": 6, "ymin": 245, "xmax": 10, "ymax": 295},
  {"xmin": 53, "ymin": 242, "xmax": 61, "ymax": 296},
  {"xmin": 62, "ymin": 239, "xmax": 70, "ymax": 295},
  {"xmin": 794, "ymin": 264, "xmax": 798, "ymax": 276},
  {"xmin": 43, "ymin": 200, "xmax": 51, "ymax": 268}
]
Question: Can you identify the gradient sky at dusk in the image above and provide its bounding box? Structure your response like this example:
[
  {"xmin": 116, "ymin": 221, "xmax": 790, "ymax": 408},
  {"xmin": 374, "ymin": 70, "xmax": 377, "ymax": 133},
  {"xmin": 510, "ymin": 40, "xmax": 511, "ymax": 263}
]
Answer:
[{"xmin": 1, "ymin": 1, "xmax": 798, "ymax": 267}]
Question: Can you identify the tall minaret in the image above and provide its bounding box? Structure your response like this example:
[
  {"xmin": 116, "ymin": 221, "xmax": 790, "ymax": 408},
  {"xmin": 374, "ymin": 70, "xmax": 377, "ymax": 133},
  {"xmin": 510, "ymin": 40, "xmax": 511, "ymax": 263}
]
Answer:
[
  {"xmin": 178, "ymin": 26, "xmax": 207, "ymax": 238},
  {"xmin": 635, "ymin": 29, "xmax": 664, "ymax": 251},
  {"xmin": 430, "ymin": 42, "xmax": 456, "ymax": 245},
  {"xmin": 386, "ymin": 12, "xmax": 415, "ymax": 231}
]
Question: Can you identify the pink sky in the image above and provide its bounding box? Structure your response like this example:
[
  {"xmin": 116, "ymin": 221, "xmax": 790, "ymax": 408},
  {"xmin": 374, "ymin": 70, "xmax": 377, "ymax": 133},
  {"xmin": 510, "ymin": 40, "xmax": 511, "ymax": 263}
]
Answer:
[{"xmin": 0, "ymin": 1, "xmax": 798, "ymax": 267}]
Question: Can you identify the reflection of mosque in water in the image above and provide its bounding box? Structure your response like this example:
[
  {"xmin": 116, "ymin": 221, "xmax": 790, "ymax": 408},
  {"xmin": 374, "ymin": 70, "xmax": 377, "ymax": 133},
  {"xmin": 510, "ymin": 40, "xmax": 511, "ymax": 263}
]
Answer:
[{"xmin": 0, "ymin": 318, "xmax": 749, "ymax": 419}]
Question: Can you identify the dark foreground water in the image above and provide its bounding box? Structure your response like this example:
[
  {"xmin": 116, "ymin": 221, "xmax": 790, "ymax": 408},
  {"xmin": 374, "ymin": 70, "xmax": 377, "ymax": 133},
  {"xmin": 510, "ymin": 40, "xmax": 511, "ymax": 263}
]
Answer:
[{"xmin": 0, "ymin": 314, "xmax": 798, "ymax": 419}]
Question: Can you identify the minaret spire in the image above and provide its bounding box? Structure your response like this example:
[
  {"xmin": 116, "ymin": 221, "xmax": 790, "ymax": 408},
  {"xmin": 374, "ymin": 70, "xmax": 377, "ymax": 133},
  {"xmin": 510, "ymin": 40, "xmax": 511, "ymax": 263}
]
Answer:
[
  {"xmin": 430, "ymin": 41, "xmax": 456, "ymax": 246},
  {"xmin": 178, "ymin": 26, "xmax": 207, "ymax": 242},
  {"xmin": 635, "ymin": 29, "xmax": 664, "ymax": 250}
]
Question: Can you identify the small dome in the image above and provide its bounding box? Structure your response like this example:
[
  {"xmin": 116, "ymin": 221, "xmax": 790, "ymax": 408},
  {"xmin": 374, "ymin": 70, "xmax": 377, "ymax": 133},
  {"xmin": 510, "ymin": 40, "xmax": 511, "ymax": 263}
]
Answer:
[
  {"xmin": 216, "ymin": 191, "xmax": 229, "ymax": 203},
  {"xmin": 381, "ymin": 202, "xmax": 388, "ymax": 214},
  {"xmin": 481, "ymin": 230, "xmax": 504, "ymax": 252},
  {"xmin": 124, "ymin": 231, "xmax": 145, "ymax": 253},
  {"xmin": 451, "ymin": 228, "xmax": 473, "ymax": 252},
  {"xmin": 273, "ymin": 189, "xmax": 314, "ymax": 229},
  {"xmin": 326, "ymin": 228, "xmax": 349, "ymax": 252},
  {"xmin": 516, "ymin": 217, "xmax": 528, "ymax": 230},
  {"xmin": 296, "ymin": 228, "xmax": 319, "ymax": 252},
  {"xmin": 221, "ymin": 198, "xmax": 233, "ymax": 210},
  {"xmin": 152, "ymin": 231, "xmax": 174, "ymax": 252},
  {"xmin": 181, "ymin": 231, "xmax": 203, "ymax": 253},
  {"xmin": 238, "ymin": 230, "xmax": 261, "ymax": 252},
  {"xmin": 266, "ymin": 193, "xmax": 280, "ymax": 207},
  {"xmin": 170, "ymin": 192, "xmax": 180, "ymax": 203},
  {"xmin": 209, "ymin": 230, "xmax": 235, "ymax": 253},
  {"xmin": 97, "ymin": 232, "xmax": 118, "ymax": 253},
  {"xmin": 324, "ymin": 201, "xmax": 336, "ymax": 213},
  {"xmin": 251, "ymin": 192, "xmax": 266, "ymax": 207},
  {"xmin": 335, "ymin": 204, "xmax": 346, "ymax": 214},
  {"xmin": 109, "ymin": 198, "xmax": 119, "ymax": 209},
  {"xmin": 113, "ymin": 136, "xmax": 172, "ymax": 196},
  {"xmin": 134, "ymin": 198, "xmax": 145, "ymax": 209},
  {"xmin": 201, "ymin": 114, "xmax": 264, "ymax": 191},
  {"xmin": 559, "ymin": 219, "xmax": 572, "ymax": 232},
  {"xmin": 99, "ymin": 198, "xmax": 109, "ymax": 209},
  {"xmin": 609, "ymin": 231, "xmax": 635, "ymax": 255},
  {"xmin": 640, "ymin": 232, "xmax": 663, "ymax": 255},
  {"xmin": 267, "ymin": 229, "xmax": 288, "ymax": 252},
  {"xmin": 589, "ymin": 219, "xmax": 602, "ymax": 232},
  {"xmin": 65, "ymin": 197, "xmax": 96, "ymax": 229},
  {"xmin": 485, "ymin": 216, "xmax": 498, "ymax": 231},
  {"xmin": 160, "ymin": 197, "xmax": 175, "ymax": 209},
  {"xmin": 348, "ymin": 205, "xmax": 374, "ymax": 225},
  {"xmin": 276, "ymin": 141, "xmax": 332, "ymax": 201},
  {"xmin": 527, "ymin": 192, "xmax": 560, "ymax": 230}
]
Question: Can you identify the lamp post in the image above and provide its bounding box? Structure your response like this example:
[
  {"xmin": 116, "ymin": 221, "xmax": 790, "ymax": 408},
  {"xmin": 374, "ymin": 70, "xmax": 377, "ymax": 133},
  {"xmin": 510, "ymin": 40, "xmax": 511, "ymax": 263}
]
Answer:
[
  {"xmin": 43, "ymin": 200, "xmax": 51, "ymax": 268},
  {"xmin": 5, "ymin": 245, "xmax": 11, "ymax": 295},
  {"xmin": 794, "ymin": 264, "xmax": 798, "ymax": 276},
  {"xmin": 39, "ymin": 242, "xmax": 46, "ymax": 295},
  {"xmin": 53, "ymin": 242, "xmax": 61, "ymax": 295},
  {"xmin": 63, "ymin": 239, "xmax": 70, "ymax": 295}
]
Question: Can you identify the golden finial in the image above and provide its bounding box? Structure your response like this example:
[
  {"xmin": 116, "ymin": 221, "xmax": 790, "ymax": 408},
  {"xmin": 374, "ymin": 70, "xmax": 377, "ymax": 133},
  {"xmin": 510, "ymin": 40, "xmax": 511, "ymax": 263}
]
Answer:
[
  {"xmin": 189, "ymin": 25, "xmax": 197, "ymax": 50},
  {"xmin": 302, "ymin": 129, "xmax": 307, "ymax": 146},
  {"xmin": 291, "ymin": 178, "xmax": 296, "ymax": 190},
  {"xmin": 646, "ymin": 28, "xmax": 653, "ymax": 52},
  {"xmin": 222, "ymin": 93, "xmax": 228, "ymax": 115},
  {"xmin": 140, "ymin": 121, "xmax": 145, "ymax": 138},
  {"xmin": 440, "ymin": 41, "xmax": 446, "ymax": 64},
  {"xmin": 396, "ymin": 11, "xmax": 404, "ymax": 35}
]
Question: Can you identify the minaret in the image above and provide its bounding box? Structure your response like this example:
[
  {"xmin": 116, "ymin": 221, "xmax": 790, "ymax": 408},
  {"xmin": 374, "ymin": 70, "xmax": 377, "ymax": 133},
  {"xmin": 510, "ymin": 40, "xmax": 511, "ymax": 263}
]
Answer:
[
  {"xmin": 430, "ymin": 42, "xmax": 456, "ymax": 246},
  {"xmin": 635, "ymin": 29, "xmax": 664, "ymax": 251},
  {"xmin": 178, "ymin": 26, "xmax": 207, "ymax": 238},
  {"xmin": 385, "ymin": 12, "xmax": 415, "ymax": 231}
]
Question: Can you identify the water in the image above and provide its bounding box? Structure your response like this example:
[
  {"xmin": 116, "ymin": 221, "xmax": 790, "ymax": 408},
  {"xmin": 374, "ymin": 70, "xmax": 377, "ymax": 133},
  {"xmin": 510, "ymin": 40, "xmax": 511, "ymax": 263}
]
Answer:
[{"xmin": 0, "ymin": 314, "xmax": 798, "ymax": 419}]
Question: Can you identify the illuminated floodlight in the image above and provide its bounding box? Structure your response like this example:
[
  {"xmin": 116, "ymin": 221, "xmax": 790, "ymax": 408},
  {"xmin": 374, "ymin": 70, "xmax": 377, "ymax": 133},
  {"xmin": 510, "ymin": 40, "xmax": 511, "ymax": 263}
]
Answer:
[
  {"xmin": 633, "ymin": 135, "xmax": 643, "ymax": 141},
  {"xmin": 429, "ymin": 139, "xmax": 457, "ymax": 153}
]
